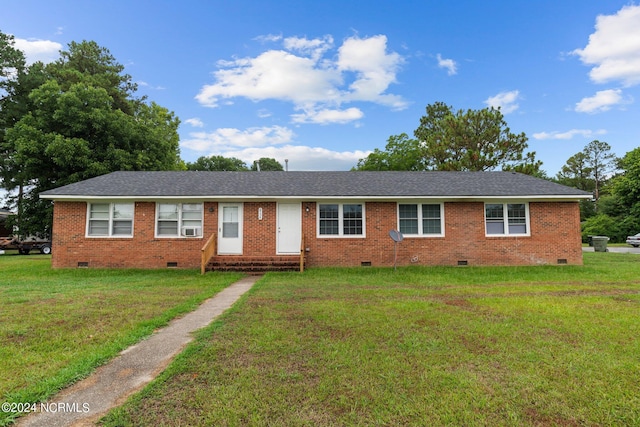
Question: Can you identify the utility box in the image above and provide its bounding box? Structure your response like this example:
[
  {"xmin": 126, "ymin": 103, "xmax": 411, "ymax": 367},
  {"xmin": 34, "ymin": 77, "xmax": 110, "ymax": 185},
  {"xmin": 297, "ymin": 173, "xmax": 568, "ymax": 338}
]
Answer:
[{"xmin": 592, "ymin": 236, "xmax": 609, "ymax": 252}]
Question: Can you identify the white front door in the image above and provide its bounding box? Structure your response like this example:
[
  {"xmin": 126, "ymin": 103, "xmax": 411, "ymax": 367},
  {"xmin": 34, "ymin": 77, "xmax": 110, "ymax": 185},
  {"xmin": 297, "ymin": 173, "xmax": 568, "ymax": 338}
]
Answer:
[
  {"xmin": 277, "ymin": 203, "xmax": 301, "ymax": 254},
  {"xmin": 218, "ymin": 203, "xmax": 243, "ymax": 254}
]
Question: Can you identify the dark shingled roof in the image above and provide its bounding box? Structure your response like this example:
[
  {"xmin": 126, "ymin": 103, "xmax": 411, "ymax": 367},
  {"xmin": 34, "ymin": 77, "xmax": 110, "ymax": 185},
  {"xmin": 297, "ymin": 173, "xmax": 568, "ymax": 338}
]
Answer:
[{"xmin": 39, "ymin": 171, "xmax": 591, "ymax": 199}]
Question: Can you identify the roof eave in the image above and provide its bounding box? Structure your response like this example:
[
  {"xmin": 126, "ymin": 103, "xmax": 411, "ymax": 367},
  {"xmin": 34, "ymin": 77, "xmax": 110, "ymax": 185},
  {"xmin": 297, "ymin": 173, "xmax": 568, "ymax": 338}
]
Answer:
[{"xmin": 40, "ymin": 194, "xmax": 592, "ymax": 202}]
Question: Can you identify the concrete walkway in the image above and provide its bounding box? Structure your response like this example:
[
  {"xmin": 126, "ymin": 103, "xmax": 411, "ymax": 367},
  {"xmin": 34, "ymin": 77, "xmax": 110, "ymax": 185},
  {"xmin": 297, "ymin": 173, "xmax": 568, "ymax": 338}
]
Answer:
[{"xmin": 18, "ymin": 275, "xmax": 260, "ymax": 427}]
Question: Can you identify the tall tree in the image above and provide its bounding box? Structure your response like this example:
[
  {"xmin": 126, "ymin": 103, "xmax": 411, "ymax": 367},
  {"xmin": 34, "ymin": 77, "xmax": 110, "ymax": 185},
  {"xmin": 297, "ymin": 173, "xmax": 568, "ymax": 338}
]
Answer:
[
  {"xmin": 556, "ymin": 152, "xmax": 596, "ymax": 220},
  {"xmin": 356, "ymin": 102, "xmax": 541, "ymax": 174},
  {"xmin": 582, "ymin": 140, "xmax": 616, "ymax": 209},
  {"xmin": 187, "ymin": 155, "xmax": 249, "ymax": 171},
  {"xmin": 1, "ymin": 38, "xmax": 181, "ymax": 237},
  {"xmin": 556, "ymin": 152, "xmax": 594, "ymax": 191},
  {"xmin": 0, "ymin": 33, "xmax": 48, "ymax": 235}
]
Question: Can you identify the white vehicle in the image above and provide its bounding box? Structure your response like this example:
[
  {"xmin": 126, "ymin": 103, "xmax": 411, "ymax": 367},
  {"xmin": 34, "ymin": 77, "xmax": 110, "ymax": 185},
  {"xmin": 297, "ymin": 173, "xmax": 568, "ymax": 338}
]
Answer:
[{"xmin": 626, "ymin": 233, "xmax": 640, "ymax": 247}]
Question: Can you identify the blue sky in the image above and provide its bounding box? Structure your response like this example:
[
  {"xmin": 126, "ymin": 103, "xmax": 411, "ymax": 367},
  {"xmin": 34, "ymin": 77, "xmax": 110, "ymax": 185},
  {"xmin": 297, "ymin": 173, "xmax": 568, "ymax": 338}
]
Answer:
[{"xmin": 3, "ymin": 1, "xmax": 640, "ymax": 175}]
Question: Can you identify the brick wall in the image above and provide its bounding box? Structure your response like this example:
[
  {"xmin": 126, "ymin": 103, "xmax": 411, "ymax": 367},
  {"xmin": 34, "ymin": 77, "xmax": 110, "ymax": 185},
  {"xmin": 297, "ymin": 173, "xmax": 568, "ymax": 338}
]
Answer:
[
  {"xmin": 50, "ymin": 200, "xmax": 583, "ymax": 269},
  {"xmin": 51, "ymin": 201, "xmax": 218, "ymax": 269},
  {"xmin": 301, "ymin": 201, "xmax": 583, "ymax": 267},
  {"xmin": 243, "ymin": 202, "xmax": 277, "ymax": 256}
]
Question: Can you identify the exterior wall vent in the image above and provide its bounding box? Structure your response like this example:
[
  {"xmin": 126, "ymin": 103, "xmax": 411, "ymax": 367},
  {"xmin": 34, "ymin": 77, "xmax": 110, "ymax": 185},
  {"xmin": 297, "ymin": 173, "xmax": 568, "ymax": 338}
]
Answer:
[
  {"xmin": 78, "ymin": 262, "xmax": 89, "ymax": 268},
  {"xmin": 557, "ymin": 259, "xmax": 568, "ymax": 264},
  {"xmin": 361, "ymin": 261, "xmax": 372, "ymax": 267},
  {"xmin": 167, "ymin": 262, "xmax": 178, "ymax": 268},
  {"xmin": 457, "ymin": 260, "xmax": 468, "ymax": 266}
]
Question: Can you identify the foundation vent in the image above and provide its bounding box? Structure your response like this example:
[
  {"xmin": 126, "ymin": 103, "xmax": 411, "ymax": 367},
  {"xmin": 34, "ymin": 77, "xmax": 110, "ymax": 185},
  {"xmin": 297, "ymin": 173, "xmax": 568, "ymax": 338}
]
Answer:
[
  {"xmin": 167, "ymin": 262, "xmax": 178, "ymax": 268},
  {"xmin": 77, "ymin": 262, "xmax": 89, "ymax": 268},
  {"xmin": 361, "ymin": 261, "xmax": 372, "ymax": 267},
  {"xmin": 457, "ymin": 260, "xmax": 468, "ymax": 266},
  {"xmin": 557, "ymin": 259, "xmax": 568, "ymax": 265}
]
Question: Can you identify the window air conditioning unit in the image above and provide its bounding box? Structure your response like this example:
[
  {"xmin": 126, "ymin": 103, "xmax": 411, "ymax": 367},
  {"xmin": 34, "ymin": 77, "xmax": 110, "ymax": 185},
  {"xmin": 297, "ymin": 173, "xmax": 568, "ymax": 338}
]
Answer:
[{"xmin": 182, "ymin": 226, "xmax": 201, "ymax": 237}]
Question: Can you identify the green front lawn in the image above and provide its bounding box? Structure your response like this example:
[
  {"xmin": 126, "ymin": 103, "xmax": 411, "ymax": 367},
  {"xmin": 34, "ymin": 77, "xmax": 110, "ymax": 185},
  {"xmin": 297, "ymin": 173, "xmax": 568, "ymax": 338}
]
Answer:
[
  {"xmin": 0, "ymin": 254, "xmax": 241, "ymax": 426},
  {"xmin": 102, "ymin": 253, "xmax": 640, "ymax": 426}
]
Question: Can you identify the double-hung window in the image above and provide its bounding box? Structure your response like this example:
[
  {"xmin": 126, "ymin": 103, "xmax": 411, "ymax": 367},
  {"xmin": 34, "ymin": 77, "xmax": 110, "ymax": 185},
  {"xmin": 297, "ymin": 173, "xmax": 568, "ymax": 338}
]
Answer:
[
  {"xmin": 398, "ymin": 203, "xmax": 443, "ymax": 236},
  {"xmin": 485, "ymin": 203, "xmax": 529, "ymax": 236},
  {"xmin": 318, "ymin": 203, "xmax": 364, "ymax": 237},
  {"xmin": 87, "ymin": 203, "xmax": 134, "ymax": 237},
  {"xmin": 156, "ymin": 203, "xmax": 203, "ymax": 237}
]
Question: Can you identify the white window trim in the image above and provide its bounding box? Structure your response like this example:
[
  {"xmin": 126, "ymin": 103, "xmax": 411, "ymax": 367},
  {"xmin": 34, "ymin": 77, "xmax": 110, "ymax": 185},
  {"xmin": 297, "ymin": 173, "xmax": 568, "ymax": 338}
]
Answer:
[
  {"xmin": 397, "ymin": 202, "xmax": 445, "ymax": 238},
  {"xmin": 484, "ymin": 202, "xmax": 530, "ymax": 237},
  {"xmin": 316, "ymin": 202, "xmax": 366, "ymax": 238},
  {"xmin": 155, "ymin": 202, "xmax": 204, "ymax": 238},
  {"xmin": 86, "ymin": 202, "xmax": 134, "ymax": 238}
]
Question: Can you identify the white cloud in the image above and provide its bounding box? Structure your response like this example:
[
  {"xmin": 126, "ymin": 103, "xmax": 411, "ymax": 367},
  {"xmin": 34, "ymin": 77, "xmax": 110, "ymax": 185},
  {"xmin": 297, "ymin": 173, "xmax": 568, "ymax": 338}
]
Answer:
[
  {"xmin": 572, "ymin": 5, "xmax": 640, "ymax": 86},
  {"xmin": 14, "ymin": 38, "xmax": 62, "ymax": 65},
  {"xmin": 533, "ymin": 129, "xmax": 607, "ymax": 140},
  {"xmin": 291, "ymin": 107, "xmax": 364, "ymax": 124},
  {"xmin": 575, "ymin": 89, "xmax": 631, "ymax": 113},
  {"xmin": 283, "ymin": 35, "xmax": 333, "ymax": 60},
  {"xmin": 484, "ymin": 90, "xmax": 520, "ymax": 114},
  {"xmin": 336, "ymin": 35, "xmax": 406, "ymax": 108},
  {"xmin": 185, "ymin": 118, "xmax": 204, "ymax": 127},
  {"xmin": 181, "ymin": 125, "xmax": 295, "ymax": 152},
  {"xmin": 254, "ymin": 34, "xmax": 282, "ymax": 43},
  {"xmin": 180, "ymin": 124, "xmax": 368, "ymax": 170},
  {"xmin": 195, "ymin": 34, "xmax": 407, "ymax": 122},
  {"xmin": 220, "ymin": 145, "xmax": 370, "ymax": 171},
  {"xmin": 436, "ymin": 54, "xmax": 457, "ymax": 75},
  {"xmin": 196, "ymin": 50, "xmax": 342, "ymax": 107},
  {"xmin": 257, "ymin": 109, "xmax": 272, "ymax": 118},
  {"xmin": 137, "ymin": 80, "xmax": 166, "ymax": 91}
]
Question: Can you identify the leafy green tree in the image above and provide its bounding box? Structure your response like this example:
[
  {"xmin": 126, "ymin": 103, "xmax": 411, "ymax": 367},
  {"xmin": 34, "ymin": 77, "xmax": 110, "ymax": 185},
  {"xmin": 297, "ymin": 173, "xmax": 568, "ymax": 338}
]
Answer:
[
  {"xmin": 354, "ymin": 133, "xmax": 425, "ymax": 171},
  {"xmin": 0, "ymin": 34, "xmax": 41, "ymax": 188},
  {"xmin": 251, "ymin": 157, "xmax": 284, "ymax": 171},
  {"xmin": 612, "ymin": 147, "xmax": 640, "ymax": 210},
  {"xmin": 1, "ymin": 38, "xmax": 181, "ymax": 237},
  {"xmin": 50, "ymin": 40, "xmax": 140, "ymax": 114},
  {"xmin": 576, "ymin": 145, "xmax": 639, "ymax": 242},
  {"xmin": 356, "ymin": 102, "xmax": 541, "ymax": 174},
  {"xmin": 581, "ymin": 213, "xmax": 623, "ymax": 243},
  {"xmin": 610, "ymin": 147, "xmax": 640, "ymax": 240},
  {"xmin": 186, "ymin": 155, "xmax": 249, "ymax": 171}
]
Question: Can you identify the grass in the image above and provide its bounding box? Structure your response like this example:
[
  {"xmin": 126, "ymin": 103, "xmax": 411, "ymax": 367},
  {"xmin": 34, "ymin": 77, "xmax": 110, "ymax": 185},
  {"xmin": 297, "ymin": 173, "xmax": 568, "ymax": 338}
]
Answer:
[
  {"xmin": 0, "ymin": 254, "xmax": 242, "ymax": 426},
  {"xmin": 101, "ymin": 253, "xmax": 640, "ymax": 426}
]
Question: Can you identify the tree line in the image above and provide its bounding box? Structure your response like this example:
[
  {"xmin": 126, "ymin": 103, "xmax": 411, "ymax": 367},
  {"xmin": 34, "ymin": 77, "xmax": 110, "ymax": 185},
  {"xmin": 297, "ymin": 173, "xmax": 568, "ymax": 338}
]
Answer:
[{"xmin": 1, "ymin": 32, "xmax": 638, "ymax": 241}]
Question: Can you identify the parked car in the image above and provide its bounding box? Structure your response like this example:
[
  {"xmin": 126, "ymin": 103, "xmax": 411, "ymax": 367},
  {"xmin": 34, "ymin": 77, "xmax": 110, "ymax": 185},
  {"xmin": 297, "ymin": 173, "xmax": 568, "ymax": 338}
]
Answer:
[{"xmin": 626, "ymin": 233, "xmax": 640, "ymax": 247}]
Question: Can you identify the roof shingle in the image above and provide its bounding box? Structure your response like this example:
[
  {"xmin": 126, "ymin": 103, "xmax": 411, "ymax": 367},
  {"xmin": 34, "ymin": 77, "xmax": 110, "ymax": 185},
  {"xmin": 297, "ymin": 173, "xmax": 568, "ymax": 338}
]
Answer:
[{"xmin": 39, "ymin": 171, "xmax": 591, "ymax": 199}]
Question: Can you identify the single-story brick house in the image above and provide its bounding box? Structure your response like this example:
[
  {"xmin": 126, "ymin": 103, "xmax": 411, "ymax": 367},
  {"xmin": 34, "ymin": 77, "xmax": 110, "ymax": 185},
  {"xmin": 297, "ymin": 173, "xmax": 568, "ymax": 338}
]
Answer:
[{"xmin": 39, "ymin": 171, "xmax": 591, "ymax": 271}]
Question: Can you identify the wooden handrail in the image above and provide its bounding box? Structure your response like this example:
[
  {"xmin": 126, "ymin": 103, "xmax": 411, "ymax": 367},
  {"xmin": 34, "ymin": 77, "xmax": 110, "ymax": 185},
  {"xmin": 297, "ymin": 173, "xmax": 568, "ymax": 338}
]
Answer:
[
  {"xmin": 200, "ymin": 232, "xmax": 217, "ymax": 275},
  {"xmin": 300, "ymin": 234, "xmax": 305, "ymax": 273}
]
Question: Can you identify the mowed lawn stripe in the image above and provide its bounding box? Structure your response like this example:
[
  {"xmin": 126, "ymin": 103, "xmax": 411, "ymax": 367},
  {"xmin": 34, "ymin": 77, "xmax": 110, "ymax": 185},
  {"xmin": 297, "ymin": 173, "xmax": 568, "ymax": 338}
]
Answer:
[
  {"xmin": 0, "ymin": 254, "xmax": 242, "ymax": 426},
  {"xmin": 102, "ymin": 253, "xmax": 640, "ymax": 426}
]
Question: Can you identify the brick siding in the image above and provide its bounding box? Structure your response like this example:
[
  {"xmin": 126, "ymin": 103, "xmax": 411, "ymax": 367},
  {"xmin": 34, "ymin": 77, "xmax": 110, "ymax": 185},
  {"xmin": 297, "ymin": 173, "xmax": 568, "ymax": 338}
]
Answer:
[{"xmin": 50, "ymin": 200, "xmax": 583, "ymax": 269}]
